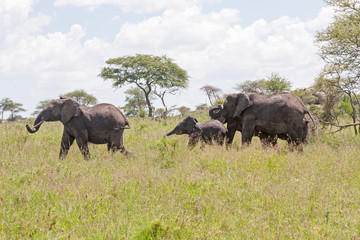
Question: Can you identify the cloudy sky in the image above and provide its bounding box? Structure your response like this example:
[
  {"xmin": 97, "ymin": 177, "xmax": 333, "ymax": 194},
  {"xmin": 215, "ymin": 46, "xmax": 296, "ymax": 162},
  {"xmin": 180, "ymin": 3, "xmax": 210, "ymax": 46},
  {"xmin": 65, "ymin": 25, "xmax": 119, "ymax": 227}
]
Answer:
[{"xmin": 0, "ymin": 0, "xmax": 333, "ymax": 117}]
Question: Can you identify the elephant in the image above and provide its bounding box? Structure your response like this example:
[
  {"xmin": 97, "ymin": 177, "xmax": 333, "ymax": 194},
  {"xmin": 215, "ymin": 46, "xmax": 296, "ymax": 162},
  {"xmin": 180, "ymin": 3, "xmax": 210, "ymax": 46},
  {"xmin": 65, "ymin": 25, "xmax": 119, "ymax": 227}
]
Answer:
[
  {"xmin": 26, "ymin": 97, "xmax": 131, "ymax": 159},
  {"xmin": 209, "ymin": 92, "xmax": 314, "ymax": 147},
  {"xmin": 166, "ymin": 116, "xmax": 227, "ymax": 148}
]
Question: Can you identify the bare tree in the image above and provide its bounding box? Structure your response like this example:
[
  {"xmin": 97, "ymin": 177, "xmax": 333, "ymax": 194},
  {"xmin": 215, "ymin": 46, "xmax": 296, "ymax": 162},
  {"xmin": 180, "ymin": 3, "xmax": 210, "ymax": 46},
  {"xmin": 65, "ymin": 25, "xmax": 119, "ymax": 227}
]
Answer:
[
  {"xmin": 200, "ymin": 85, "xmax": 222, "ymax": 105},
  {"xmin": 154, "ymin": 87, "xmax": 181, "ymax": 119}
]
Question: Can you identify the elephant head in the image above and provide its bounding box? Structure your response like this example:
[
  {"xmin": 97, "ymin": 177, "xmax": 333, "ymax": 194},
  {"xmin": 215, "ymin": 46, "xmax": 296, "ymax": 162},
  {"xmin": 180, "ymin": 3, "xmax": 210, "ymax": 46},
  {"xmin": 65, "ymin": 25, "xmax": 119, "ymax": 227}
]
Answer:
[
  {"xmin": 166, "ymin": 116, "xmax": 202, "ymax": 136},
  {"xmin": 26, "ymin": 97, "xmax": 80, "ymax": 133},
  {"xmin": 209, "ymin": 93, "xmax": 251, "ymax": 123}
]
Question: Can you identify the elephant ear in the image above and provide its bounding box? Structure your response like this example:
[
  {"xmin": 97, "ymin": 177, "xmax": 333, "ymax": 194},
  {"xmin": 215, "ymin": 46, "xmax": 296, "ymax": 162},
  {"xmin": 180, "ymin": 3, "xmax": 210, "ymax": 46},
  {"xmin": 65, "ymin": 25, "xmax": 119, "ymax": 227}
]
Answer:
[
  {"xmin": 60, "ymin": 98, "xmax": 80, "ymax": 124},
  {"xmin": 233, "ymin": 93, "xmax": 251, "ymax": 118},
  {"xmin": 184, "ymin": 117, "xmax": 197, "ymax": 134}
]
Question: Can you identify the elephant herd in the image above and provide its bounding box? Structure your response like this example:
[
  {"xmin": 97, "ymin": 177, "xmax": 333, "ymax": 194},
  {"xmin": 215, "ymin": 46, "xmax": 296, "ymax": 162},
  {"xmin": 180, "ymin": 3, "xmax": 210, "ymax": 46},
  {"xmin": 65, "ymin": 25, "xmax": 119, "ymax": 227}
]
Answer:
[{"xmin": 26, "ymin": 92, "xmax": 315, "ymax": 159}]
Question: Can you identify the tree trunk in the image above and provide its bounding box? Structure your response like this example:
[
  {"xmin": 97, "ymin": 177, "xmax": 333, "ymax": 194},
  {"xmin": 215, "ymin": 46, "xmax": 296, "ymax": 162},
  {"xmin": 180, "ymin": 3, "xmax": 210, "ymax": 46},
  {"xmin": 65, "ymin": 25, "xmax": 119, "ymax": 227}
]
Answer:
[
  {"xmin": 160, "ymin": 96, "xmax": 168, "ymax": 120},
  {"xmin": 348, "ymin": 93, "xmax": 358, "ymax": 135},
  {"xmin": 144, "ymin": 92, "xmax": 153, "ymax": 117}
]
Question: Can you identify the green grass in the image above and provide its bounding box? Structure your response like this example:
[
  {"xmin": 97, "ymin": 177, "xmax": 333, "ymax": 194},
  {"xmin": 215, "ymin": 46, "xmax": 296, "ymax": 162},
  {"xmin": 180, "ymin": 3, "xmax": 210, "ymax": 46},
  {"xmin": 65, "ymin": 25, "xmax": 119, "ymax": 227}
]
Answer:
[{"xmin": 1, "ymin": 118, "xmax": 360, "ymax": 239}]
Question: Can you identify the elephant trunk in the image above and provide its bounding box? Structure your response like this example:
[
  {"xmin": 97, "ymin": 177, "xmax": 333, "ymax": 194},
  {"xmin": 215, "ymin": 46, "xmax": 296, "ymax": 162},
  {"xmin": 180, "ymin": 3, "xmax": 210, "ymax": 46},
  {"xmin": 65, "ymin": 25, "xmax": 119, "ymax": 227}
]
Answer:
[
  {"xmin": 209, "ymin": 105, "xmax": 222, "ymax": 119},
  {"xmin": 166, "ymin": 129, "xmax": 176, "ymax": 136},
  {"xmin": 26, "ymin": 111, "xmax": 46, "ymax": 133}
]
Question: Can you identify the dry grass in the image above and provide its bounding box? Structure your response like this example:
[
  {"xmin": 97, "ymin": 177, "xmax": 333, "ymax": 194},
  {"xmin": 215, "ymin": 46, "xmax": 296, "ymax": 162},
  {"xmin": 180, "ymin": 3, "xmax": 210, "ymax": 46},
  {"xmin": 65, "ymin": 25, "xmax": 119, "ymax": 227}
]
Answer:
[{"xmin": 1, "ymin": 119, "xmax": 360, "ymax": 238}]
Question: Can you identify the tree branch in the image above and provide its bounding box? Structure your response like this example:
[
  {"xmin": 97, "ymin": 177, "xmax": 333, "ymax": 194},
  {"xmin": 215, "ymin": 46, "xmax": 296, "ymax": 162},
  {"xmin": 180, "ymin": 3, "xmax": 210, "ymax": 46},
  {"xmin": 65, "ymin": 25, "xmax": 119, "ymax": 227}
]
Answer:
[{"xmin": 321, "ymin": 120, "xmax": 360, "ymax": 133}]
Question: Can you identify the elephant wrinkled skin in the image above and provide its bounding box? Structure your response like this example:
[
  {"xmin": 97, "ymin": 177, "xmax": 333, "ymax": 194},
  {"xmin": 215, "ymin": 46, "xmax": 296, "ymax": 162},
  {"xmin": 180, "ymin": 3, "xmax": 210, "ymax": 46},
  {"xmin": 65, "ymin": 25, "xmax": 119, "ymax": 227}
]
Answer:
[
  {"xmin": 209, "ymin": 92, "xmax": 314, "ymax": 147},
  {"xmin": 26, "ymin": 97, "xmax": 131, "ymax": 159}
]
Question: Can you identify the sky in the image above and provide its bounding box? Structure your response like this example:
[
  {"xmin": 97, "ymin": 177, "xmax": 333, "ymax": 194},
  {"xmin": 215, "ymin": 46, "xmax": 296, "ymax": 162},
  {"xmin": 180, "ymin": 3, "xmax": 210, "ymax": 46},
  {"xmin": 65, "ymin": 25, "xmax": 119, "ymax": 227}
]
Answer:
[{"xmin": 0, "ymin": 0, "xmax": 334, "ymax": 118}]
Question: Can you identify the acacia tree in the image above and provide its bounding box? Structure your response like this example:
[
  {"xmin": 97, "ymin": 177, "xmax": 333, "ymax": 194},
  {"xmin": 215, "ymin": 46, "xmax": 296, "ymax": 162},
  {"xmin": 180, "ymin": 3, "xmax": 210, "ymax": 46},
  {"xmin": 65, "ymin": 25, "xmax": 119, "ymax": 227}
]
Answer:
[
  {"xmin": 62, "ymin": 89, "xmax": 98, "ymax": 106},
  {"xmin": 315, "ymin": 0, "xmax": 360, "ymax": 133},
  {"xmin": 0, "ymin": 98, "xmax": 26, "ymax": 122},
  {"xmin": 99, "ymin": 54, "xmax": 189, "ymax": 117},
  {"xmin": 200, "ymin": 85, "xmax": 222, "ymax": 105},
  {"xmin": 178, "ymin": 106, "xmax": 190, "ymax": 117},
  {"xmin": 8, "ymin": 102, "xmax": 25, "ymax": 121},
  {"xmin": 0, "ymin": 98, "xmax": 13, "ymax": 122},
  {"xmin": 263, "ymin": 73, "xmax": 292, "ymax": 95}
]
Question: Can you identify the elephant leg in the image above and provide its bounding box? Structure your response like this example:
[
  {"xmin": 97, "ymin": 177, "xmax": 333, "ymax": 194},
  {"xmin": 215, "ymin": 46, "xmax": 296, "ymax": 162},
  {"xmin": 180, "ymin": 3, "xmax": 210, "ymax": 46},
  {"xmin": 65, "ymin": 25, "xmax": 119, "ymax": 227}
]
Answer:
[
  {"xmin": 215, "ymin": 135, "xmax": 224, "ymax": 145},
  {"xmin": 203, "ymin": 136, "xmax": 212, "ymax": 145},
  {"xmin": 59, "ymin": 133, "xmax": 75, "ymax": 159},
  {"xmin": 241, "ymin": 124, "xmax": 255, "ymax": 146},
  {"xmin": 108, "ymin": 131, "xmax": 133, "ymax": 157},
  {"xmin": 226, "ymin": 128, "xmax": 237, "ymax": 147},
  {"xmin": 188, "ymin": 135, "xmax": 199, "ymax": 149},
  {"xmin": 259, "ymin": 133, "xmax": 277, "ymax": 147},
  {"xmin": 76, "ymin": 138, "xmax": 90, "ymax": 159}
]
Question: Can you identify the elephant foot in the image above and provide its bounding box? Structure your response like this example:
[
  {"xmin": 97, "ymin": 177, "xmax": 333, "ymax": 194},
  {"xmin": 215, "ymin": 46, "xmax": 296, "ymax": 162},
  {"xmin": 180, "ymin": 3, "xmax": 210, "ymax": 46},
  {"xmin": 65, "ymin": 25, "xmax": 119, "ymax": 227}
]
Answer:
[{"xmin": 120, "ymin": 148, "xmax": 134, "ymax": 158}]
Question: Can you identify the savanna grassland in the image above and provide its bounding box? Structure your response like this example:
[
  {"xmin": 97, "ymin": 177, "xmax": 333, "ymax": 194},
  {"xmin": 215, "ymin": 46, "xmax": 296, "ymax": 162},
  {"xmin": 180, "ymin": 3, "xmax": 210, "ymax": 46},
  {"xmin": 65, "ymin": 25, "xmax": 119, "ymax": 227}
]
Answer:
[{"xmin": 1, "ymin": 115, "xmax": 360, "ymax": 239}]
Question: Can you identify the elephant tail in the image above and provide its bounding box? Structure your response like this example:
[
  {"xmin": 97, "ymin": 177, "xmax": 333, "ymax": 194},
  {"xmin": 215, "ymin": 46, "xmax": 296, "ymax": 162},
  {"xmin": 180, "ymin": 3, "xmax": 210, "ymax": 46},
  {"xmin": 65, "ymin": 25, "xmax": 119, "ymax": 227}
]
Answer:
[
  {"xmin": 123, "ymin": 120, "xmax": 131, "ymax": 129},
  {"xmin": 304, "ymin": 109, "xmax": 315, "ymax": 124},
  {"xmin": 116, "ymin": 120, "xmax": 130, "ymax": 130}
]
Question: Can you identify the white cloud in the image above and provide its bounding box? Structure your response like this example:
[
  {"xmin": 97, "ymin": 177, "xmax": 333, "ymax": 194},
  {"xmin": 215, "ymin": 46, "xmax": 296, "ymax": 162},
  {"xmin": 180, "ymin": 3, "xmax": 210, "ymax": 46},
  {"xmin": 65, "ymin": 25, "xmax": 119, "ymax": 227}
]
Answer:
[
  {"xmin": 112, "ymin": 6, "xmax": 333, "ymax": 94},
  {"xmin": 54, "ymin": 0, "xmax": 208, "ymax": 13},
  {"xmin": 114, "ymin": 6, "xmax": 240, "ymax": 51},
  {"xmin": 306, "ymin": 7, "xmax": 334, "ymax": 32},
  {"xmin": 0, "ymin": 0, "xmax": 36, "ymax": 27}
]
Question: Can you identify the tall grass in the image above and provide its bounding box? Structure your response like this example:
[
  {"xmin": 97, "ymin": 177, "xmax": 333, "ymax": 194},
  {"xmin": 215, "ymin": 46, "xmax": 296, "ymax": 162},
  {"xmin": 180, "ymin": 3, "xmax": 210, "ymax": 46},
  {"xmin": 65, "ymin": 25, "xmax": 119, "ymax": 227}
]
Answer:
[{"xmin": 1, "ymin": 118, "xmax": 360, "ymax": 239}]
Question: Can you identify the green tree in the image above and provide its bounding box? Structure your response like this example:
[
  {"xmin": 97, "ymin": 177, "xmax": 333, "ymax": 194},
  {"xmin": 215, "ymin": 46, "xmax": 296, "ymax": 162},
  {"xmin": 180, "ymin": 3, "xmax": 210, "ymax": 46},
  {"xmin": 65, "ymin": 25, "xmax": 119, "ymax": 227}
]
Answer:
[
  {"xmin": 263, "ymin": 73, "xmax": 292, "ymax": 95},
  {"xmin": 234, "ymin": 79, "xmax": 266, "ymax": 94},
  {"xmin": 8, "ymin": 102, "xmax": 25, "ymax": 121},
  {"xmin": 122, "ymin": 87, "xmax": 152, "ymax": 117},
  {"xmin": 62, "ymin": 89, "xmax": 98, "ymax": 106},
  {"xmin": 0, "ymin": 98, "xmax": 26, "ymax": 121},
  {"xmin": 0, "ymin": 97, "xmax": 13, "ymax": 122},
  {"xmin": 315, "ymin": 0, "xmax": 360, "ymax": 133},
  {"xmin": 234, "ymin": 73, "xmax": 291, "ymax": 95},
  {"xmin": 99, "ymin": 54, "xmax": 189, "ymax": 117},
  {"xmin": 178, "ymin": 106, "xmax": 190, "ymax": 117}
]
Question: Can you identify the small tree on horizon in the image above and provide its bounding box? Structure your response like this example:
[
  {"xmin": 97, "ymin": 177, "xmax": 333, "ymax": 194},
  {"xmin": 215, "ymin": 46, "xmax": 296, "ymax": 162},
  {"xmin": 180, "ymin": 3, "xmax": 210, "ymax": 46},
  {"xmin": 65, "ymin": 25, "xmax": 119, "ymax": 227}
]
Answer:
[
  {"xmin": 0, "ymin": 97, "xmax": 26, "ymax": 122},
  {"xmin": 62, "ymin": 89, "xmax": 98, "ymax": 106},
  {"xmin": 264, "ymin": 73, "xmax": 292, "ymax": 95},
  {"xmin": 178, "ymin": 106, "xmax": 190, "ymax": 117},
  {"xmin": 234, "ymin": 73, "xmax": 291, "ymax": 96},
  {"xmin": 200, "ymin": 85, "xmax": 222, "ymax": 105}
]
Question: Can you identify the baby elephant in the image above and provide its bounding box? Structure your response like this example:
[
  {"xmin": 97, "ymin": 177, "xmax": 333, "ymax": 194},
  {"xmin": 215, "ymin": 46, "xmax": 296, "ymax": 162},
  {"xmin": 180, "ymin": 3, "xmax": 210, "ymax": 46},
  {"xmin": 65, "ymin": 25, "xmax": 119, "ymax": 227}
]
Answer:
[{"xmin": 166, "ymin": 116, "xmax": 227, "ymax": 148}]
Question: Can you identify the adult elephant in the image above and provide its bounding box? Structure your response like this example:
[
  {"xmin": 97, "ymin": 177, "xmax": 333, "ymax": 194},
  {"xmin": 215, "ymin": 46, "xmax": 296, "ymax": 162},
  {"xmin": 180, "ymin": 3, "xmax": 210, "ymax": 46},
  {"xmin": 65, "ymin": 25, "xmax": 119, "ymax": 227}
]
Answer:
[
  {"xmin": 26, "ymin": 97, "xmax": 131, "ymax": 159},
  {"xmin": 209, "ymin": 92, "xmax": 314, "ymax": 147}
]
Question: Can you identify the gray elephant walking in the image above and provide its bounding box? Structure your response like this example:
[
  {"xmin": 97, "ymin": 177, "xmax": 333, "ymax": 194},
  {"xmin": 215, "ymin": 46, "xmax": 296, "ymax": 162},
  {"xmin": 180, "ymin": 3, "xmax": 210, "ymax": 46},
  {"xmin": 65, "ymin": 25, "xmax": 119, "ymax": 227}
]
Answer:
[
  {"xmin": 26, "ymin": 97, "xmax": 131, "ymax": 159},
  {"xmin": 166, "ymin": 116, "xmax": 227, "ymax": 148},
  {"xmin": 209, "ymin": 92, "xmax": 314, "ymax": 147}
]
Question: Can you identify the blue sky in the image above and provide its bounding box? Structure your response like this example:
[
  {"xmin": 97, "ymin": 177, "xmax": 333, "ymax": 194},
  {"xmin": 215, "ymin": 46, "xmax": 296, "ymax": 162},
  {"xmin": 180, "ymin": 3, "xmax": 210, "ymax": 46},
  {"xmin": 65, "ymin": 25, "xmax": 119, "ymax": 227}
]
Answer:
[{"xmin": 0, "ymin": 0, "xmax": 333, "ymax": 117}]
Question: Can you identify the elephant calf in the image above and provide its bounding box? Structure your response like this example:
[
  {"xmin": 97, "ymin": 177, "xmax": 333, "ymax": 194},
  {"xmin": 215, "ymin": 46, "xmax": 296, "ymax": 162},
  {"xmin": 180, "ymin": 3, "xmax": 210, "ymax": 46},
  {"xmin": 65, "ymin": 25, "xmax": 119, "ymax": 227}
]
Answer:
[{"xmin": 166, "ymin": 116, "xmax": 227, "ymax": 148}]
